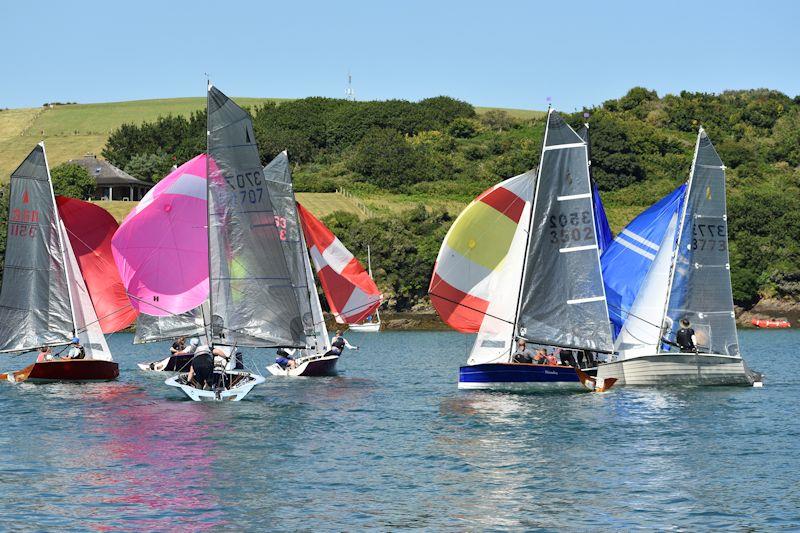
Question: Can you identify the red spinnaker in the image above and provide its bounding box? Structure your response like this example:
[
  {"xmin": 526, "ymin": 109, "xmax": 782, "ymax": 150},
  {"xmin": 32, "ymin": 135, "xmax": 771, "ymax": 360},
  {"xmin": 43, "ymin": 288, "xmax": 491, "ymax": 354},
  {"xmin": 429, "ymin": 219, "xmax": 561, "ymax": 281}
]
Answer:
[
  {"xmin": 297, "ymin": 203, "xmax": 381, "ymax": 324},
  {"xmin": 56, "ymin": 196, "xmax": 138, "ymax": 332}
]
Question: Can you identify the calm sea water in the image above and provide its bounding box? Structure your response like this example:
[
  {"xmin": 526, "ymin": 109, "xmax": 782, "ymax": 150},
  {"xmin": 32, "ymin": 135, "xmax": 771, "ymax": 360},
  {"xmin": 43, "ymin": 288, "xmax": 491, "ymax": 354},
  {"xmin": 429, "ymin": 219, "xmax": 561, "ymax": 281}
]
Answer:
[{"xmin": 0, "ymin": 329, "xmax": 797, "ymax": 531}]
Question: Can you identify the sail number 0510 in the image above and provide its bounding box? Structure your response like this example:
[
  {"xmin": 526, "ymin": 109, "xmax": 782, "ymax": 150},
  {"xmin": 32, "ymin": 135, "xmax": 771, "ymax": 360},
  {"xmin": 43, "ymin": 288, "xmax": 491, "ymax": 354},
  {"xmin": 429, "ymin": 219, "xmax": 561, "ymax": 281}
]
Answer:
[{"xmin": 549, "ymin": 210, "xmax": 593, "ymax": 244}]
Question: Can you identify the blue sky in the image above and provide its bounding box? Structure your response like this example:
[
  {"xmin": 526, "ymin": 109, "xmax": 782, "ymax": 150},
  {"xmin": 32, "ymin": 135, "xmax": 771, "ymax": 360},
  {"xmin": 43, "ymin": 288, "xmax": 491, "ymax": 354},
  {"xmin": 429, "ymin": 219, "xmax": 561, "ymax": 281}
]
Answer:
[{"xmin": 2, "ymin": 0, "xmax": 798, "ymax": 111}]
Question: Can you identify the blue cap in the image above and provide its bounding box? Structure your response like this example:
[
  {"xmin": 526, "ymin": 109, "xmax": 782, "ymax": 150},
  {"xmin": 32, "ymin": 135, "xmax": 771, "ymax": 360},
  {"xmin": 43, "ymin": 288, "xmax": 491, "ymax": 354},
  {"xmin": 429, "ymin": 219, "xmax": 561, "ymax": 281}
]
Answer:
[{"xmin": 71, "ymin": 337, "xmax": 80, "ymax": 344}]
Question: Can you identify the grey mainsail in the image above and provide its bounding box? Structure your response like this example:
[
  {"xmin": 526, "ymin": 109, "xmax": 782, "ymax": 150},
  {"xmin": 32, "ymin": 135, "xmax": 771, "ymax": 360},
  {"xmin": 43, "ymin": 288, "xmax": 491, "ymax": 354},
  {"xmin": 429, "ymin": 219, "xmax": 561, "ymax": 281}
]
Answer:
[
  {"xmin": 134, "ymin": 304, "xmax": 207, "ymax": 344},
  {"xmin": 206, "ymin": 86, "xmax": 305, "ymax": 347},
  {"xmin": 515, "ymin": 111, "xmax": 613, "ymax": 352},
  {"xmin": 662, "ymin": 129, "xmax": 739, "ymax": 356},
  {"xmin": 262, "ymin": 151, "xmax": 317, "ymax": 345},
  {"xmin": 0, "ymin": 143, "xmax": 74, "ymax": 352}
]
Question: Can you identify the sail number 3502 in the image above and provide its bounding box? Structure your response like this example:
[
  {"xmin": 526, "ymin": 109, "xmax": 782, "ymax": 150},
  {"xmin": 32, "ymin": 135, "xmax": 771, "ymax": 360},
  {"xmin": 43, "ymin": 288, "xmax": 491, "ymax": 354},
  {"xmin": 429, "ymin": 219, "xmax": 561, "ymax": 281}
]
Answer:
[
  {"xmin": 224, "ymin": 171, "xmax": 263, "ymax": 205},
  {"xmin": 549, "ymin": 210, "xmax": 593, "ymax": 244}
]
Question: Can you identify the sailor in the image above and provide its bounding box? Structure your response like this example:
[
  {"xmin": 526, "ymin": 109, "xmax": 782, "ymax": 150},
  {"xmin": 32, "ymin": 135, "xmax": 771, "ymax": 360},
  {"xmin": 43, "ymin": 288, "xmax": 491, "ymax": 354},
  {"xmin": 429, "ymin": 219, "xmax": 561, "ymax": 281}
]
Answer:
[
  {"xmin": 512, "ymin": 339, "xmax": 533, "ymax": 363},
  {"xmin": 64, "ymin": 337, "xmax": 85, "ymax": 360},
  {"xmin": 170, "ymin": 336, "xmax": 187, "ymax": 354},
  {"xmin": 533, "ymin": 348, "xmax": 547, "ymax": 364},
  {"xmin": 36, "ymin": 346, "xmax": 52, "ymax": 362},
  {"xmin": 275, "ymin": 348, "xmax": 297, "ymax": 369},
  {"xmin": 211, "ymin": 347, "xmax": 231, "ymax": 388},
  {"xmin": 545, "ymin": 351, "xmax": 558, "ymax": 366},
  {"xmin": 187, "ymin": 346, "xmax": 214, "ymax": 389},
  {"xmin": 559, "ymin": 349, "xmax": 577, "ymax": 367},
  {"xmin": 330, "ymin": 330, "xmax": 358, "ymax": 355},
  {"xmin": 664, "ymin": 318, "xmax": 698, "ymax": 353}
]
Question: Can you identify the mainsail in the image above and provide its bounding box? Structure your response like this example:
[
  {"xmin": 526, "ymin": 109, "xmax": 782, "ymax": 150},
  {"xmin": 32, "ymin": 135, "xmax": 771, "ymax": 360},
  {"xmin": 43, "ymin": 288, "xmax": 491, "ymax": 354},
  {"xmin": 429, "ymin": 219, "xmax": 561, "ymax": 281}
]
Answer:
[
  {"xmin": 662, "ymin": 129, "xmax": 739, "ymax": 356},
  {"xmin": 207, "ymin": 85, "xmax": 304, "ymax": 347},
  {"xmin": 297, "ymin": 203, "xmax": 382, "ymax": 325},
  {"xmin": 112, "ymin": 154, "xmax": 209, "ymax": 316},
  {"xmin": 57, "ymin": 196, "xmax": 138, "ymax": 333},
  {"xmin": 429, "ymin": 171, "xmax": 534, "ymax": 334},
  {"xmin": 516, "ymin": 111, "xmax": 613, "ymax": 352},
  {"xmin": 601, "ymin": 185, "xmax": 685, "ymax": 336},
  {"xmin": 0, "ymin": 143, "xmax": 74, "ymax": 352}
]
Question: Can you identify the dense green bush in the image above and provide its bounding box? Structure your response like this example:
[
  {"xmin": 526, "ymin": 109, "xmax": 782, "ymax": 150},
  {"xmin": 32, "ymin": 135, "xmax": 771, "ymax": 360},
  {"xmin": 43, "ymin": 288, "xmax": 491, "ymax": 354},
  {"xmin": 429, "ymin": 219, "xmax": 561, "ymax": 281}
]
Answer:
[{"xmin": 51, "ymin": 163, "xmax": 96, "ymax": 199}]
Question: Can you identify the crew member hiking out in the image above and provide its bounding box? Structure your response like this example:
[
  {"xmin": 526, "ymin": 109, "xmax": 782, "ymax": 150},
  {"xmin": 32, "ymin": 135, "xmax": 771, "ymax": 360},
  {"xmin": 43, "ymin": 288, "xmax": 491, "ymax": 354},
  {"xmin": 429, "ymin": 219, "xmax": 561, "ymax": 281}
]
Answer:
[{"xmin": 663, "ymin": 318, "xmax": 698, "ymax": 353}]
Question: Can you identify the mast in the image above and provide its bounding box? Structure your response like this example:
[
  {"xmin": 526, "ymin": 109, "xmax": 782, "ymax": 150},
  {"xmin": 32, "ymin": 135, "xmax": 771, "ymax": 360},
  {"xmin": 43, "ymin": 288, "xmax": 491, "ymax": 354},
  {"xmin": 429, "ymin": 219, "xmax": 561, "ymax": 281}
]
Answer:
[
  {"xmin": 205, "ymin": 81, "xmax": 214, "ymax": 345},
  {"xmin": 43, "ymin": 142, "xmax": 78, "ymax": 337},
  {"xmin": 657, "ymin": 128, "xmax": 701, "ymax": 352},
  {"xmin": 508, "ymin": 107, "xmax": 551, "ymax": 357}
]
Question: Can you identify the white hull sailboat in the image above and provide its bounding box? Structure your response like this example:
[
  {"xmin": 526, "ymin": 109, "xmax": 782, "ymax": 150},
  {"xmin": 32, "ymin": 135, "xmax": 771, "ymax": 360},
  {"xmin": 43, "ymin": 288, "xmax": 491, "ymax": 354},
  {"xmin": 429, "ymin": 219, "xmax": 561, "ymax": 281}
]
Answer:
[
  {"xmin": 348, "ymin": 245, "xmax": 381, "ymax": 332},
  {"xmin": 597, "ymin": 128, "xmax": 761, "ymax": 387},
  {"xmin": 165, "ymin": 370, "xmax": 266, "ymax": 401}
]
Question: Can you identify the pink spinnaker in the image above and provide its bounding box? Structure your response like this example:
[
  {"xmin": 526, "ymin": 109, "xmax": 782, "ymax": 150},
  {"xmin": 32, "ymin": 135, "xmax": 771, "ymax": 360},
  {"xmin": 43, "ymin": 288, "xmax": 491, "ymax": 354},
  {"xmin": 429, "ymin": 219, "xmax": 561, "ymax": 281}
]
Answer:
[{"xmin": 111, "ymin": 154, "xmax": 208, "ymax": 316}]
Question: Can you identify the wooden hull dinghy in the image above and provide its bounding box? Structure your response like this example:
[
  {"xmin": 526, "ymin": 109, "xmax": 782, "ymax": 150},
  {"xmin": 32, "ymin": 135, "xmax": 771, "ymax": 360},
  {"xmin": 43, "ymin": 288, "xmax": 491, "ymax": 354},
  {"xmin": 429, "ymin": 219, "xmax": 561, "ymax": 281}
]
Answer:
[
  {"xmin": 266, "ymin": 354, "xmax": 339, "ymax": 377},
  {"xmin": 165, "ymin": 370, "xmax": 265, "ymax": 401},
  {"xmin": 458, "ymin": 363, "xmax": 615, "ymax": 392},
  {"xmin": 2, "ymin": 359, "xmax": 119, "ymax": 383}
]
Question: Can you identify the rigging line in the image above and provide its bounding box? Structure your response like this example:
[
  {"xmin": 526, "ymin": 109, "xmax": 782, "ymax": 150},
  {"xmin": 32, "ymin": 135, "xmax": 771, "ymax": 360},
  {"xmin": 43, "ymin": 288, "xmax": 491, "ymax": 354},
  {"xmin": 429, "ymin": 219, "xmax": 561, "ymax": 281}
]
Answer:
[
  {"xmin": 605, "ymin": 302, "xmax": 665, "ymax": 331},
  {"xmin": 427, "ymin": 290, "xmax": 516, "ymax": 326},
  {"xmin": 71, "ymin": 303, "xmax": 138, "ymax": 335}
]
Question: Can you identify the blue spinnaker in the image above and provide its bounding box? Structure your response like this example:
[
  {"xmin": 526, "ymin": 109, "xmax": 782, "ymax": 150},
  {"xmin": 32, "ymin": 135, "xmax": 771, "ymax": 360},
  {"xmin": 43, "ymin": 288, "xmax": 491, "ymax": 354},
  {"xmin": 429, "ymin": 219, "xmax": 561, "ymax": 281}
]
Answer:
[
  {"xmin": 601, "ymin": 184, "xmax": 686, "ymax": 337},
  {"xmin": 592, "ymin": 182, "xmax": 613, "ymax": 253}
]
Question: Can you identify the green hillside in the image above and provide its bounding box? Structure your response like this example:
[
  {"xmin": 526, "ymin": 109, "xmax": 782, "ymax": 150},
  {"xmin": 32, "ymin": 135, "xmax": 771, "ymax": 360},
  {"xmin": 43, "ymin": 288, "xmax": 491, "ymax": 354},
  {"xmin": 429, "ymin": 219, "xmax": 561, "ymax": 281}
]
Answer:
[{"xmin": 0, "ymin": 97, "xmax": 284, "ymax": 180}]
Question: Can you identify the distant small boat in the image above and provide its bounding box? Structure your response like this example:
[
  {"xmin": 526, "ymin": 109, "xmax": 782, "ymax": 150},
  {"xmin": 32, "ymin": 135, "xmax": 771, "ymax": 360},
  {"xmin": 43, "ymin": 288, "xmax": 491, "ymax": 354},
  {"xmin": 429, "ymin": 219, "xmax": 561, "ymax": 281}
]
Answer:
[
  {"xmin": 751, "ymin": 318, "xmax": 791, "ymax": 329},
  {"xmin": 348, "ymin": 246, "xmax": 382, "ymax": 332},
  {"xmin": 0, "ymin": 143, "xmax": 119, "ymax": 383}
]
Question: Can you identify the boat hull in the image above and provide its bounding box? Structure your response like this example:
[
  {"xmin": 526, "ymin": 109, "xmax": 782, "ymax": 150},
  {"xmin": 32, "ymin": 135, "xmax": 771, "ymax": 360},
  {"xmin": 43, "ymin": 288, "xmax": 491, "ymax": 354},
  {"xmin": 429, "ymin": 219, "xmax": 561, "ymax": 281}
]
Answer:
[
  {"xmin": 165, "ymin": 370, "xmax": 265, "ymax": 401},
  {"xmin": 137, "ymin": 353, "xmax": 194, "ymax": 372},
  {"xmin": 4, "ymin": 360, "xmax": 119, "ymax": 383},
  {"xmin": 458, "ymin": 363, "xmax": 589, "ymax": 391},
  {"xmin": 348, "ymin": 322, "xmax": 380, "ymax": 333},
  {"xmin": 266, "ymin": 355, "xmax": 339, "ymax": 377},
  {"xmin": 595, "ymin": 353, "xmax": 758, "ymax": 387}
]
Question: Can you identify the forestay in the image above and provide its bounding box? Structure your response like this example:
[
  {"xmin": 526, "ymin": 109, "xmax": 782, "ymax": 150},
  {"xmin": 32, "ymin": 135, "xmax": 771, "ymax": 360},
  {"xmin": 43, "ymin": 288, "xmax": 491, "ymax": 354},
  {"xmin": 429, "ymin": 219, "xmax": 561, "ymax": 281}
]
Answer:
[
  {"xmin": 207, "ymin": 86, "xmax": 304, "ymax": 347},
  {"xmin": 601, "ymin": 185, "xmax": 685, "ymax": 336},
  {"xmin": 516, "ymin": 111, "xmax": 613, "ymax": 352},
  {"xmin": 663, "ymin": 129, "xmax": 739, "ymax": 356},
  {"xmin": 0, "ymin": 143, "xmax": 74, "ymax": 352}
]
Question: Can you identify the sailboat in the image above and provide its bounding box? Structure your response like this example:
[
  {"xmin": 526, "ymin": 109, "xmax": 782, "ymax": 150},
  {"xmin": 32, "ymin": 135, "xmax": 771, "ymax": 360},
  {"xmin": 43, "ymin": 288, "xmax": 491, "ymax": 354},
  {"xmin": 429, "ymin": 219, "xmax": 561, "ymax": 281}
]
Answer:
[
  {"xmin": 348, "ymin": 245, "xmax": 381, "ymax": 332},
  {"xmin": 430, "ymin": 110, "xmax": 617, "ymax": 392},
  {"xmin": 0, "ymin": 143, "xmax": 118, "ymax": 382},
  {"xmin": 260, "ymin": 152, "xmax": 338, "ymax": 377},
  {"xmin": 596, "ymin": 128, "xmax": 762, "ymax": 386},
  {"xmin": 162, "ymin": 84, "xmax": 310, "ymax": 400}
]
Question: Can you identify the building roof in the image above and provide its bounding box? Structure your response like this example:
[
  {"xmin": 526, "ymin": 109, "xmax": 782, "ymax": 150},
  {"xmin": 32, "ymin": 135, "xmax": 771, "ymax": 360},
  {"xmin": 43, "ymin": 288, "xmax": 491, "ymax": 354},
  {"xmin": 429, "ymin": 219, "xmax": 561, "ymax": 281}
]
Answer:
[{"xmin": 68, "ymin": 155, "xmax": 153, "ymax": 187}]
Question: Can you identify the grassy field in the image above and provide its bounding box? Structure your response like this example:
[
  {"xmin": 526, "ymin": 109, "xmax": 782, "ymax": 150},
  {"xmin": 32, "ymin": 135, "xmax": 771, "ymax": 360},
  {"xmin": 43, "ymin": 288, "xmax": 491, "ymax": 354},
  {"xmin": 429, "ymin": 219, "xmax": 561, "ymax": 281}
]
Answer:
[
  {"xmin": 474, "ymin": 106, "xmax": 546, "ymax": 120},
  {"xmin": 0, "ymin": 97, "xmax": 283, "ymax": 181}
]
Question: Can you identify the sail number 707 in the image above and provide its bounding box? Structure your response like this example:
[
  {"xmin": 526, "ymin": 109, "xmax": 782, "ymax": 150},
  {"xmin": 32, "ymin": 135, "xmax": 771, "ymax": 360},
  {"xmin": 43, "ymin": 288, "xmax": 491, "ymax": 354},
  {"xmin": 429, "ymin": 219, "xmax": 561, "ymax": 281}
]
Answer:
[{"xmin": 224, "ymin": 171, "xmax": 264, "ymax": 205}]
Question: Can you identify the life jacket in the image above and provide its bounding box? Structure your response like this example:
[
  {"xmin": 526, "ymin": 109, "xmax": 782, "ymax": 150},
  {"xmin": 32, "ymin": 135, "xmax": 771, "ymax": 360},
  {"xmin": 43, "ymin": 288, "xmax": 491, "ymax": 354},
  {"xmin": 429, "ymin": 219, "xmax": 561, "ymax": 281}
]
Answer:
[{"xmin": 676, "ymin": 327, "xmax": 696, "ymax": 351}]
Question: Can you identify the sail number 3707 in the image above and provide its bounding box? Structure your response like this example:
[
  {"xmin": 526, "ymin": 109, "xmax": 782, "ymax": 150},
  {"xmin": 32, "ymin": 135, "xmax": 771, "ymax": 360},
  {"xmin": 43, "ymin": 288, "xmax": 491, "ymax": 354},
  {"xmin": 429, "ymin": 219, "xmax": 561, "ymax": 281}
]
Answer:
[{"xmin": 224, "ymin": 171, "xmax": 263, "ymax": 205}]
